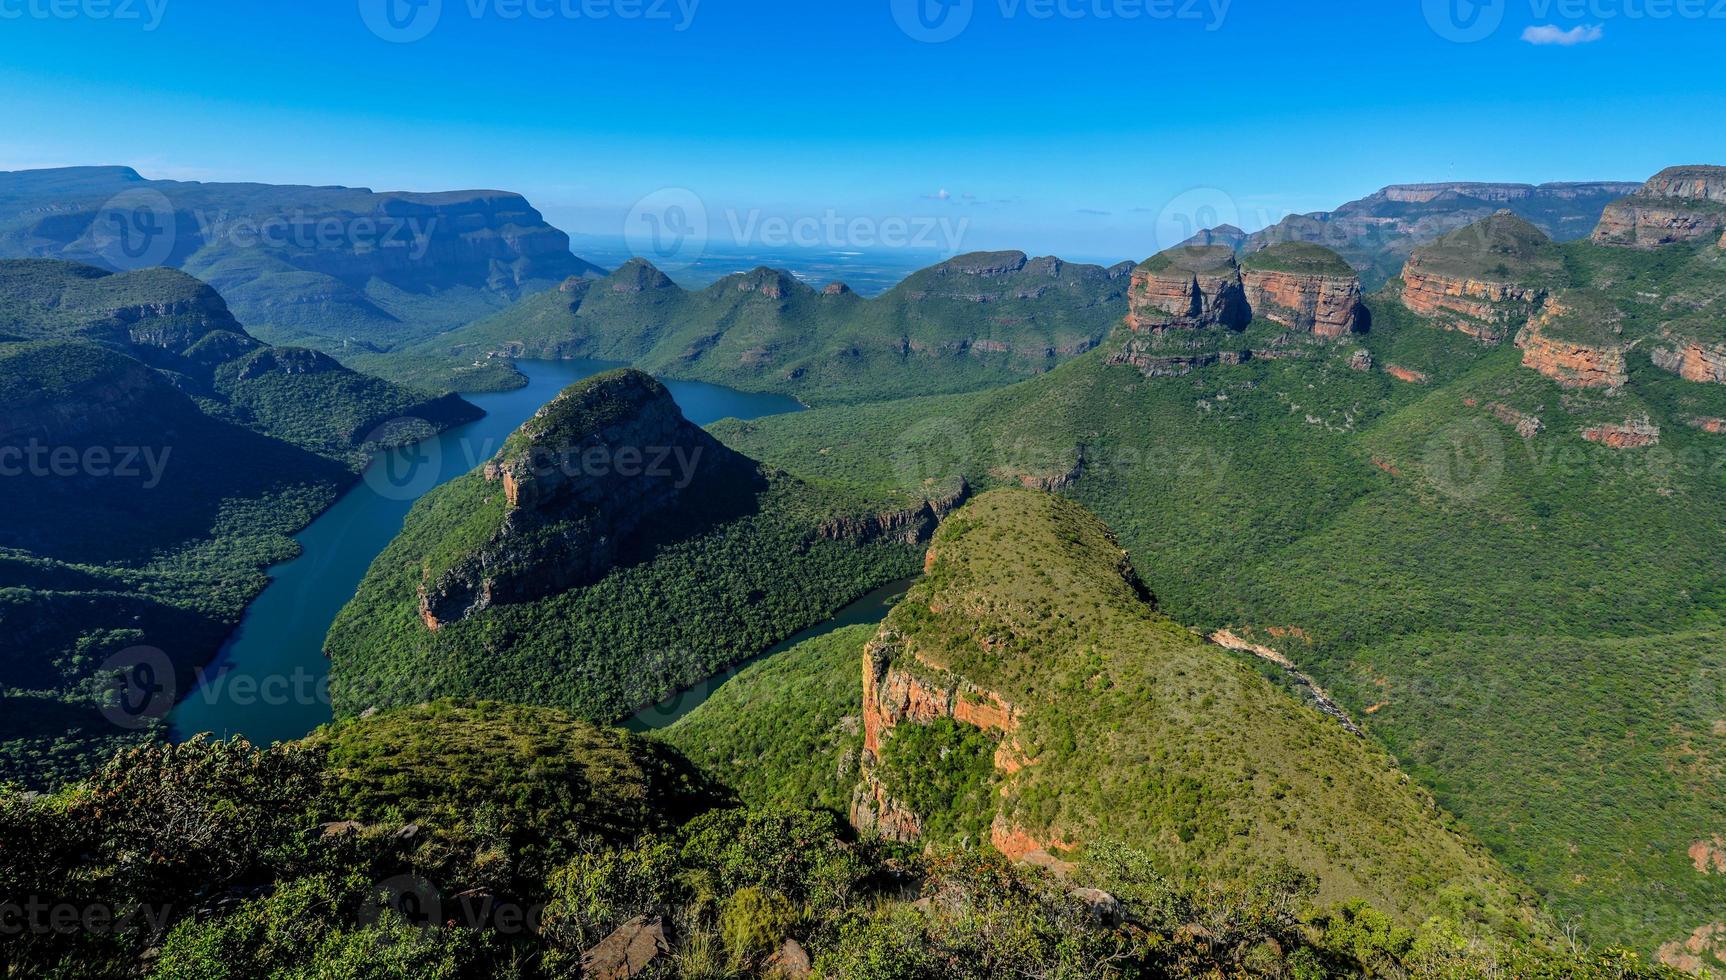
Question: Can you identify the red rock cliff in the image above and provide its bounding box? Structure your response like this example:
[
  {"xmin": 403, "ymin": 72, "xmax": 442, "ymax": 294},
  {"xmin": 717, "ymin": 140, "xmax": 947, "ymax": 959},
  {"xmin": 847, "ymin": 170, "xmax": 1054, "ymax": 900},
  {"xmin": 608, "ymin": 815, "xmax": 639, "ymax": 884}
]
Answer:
[{"xmin": 1240, "ymin": 267, "xmax": 1365, "ymax": 338}]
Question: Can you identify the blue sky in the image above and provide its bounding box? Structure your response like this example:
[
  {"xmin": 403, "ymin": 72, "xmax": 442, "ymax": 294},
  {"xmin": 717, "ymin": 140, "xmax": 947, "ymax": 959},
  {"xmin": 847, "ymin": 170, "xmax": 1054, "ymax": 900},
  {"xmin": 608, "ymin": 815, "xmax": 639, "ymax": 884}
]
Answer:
[{"xmin": 2, "ymin": 0, "xmax": 1723, "ymax": 262}]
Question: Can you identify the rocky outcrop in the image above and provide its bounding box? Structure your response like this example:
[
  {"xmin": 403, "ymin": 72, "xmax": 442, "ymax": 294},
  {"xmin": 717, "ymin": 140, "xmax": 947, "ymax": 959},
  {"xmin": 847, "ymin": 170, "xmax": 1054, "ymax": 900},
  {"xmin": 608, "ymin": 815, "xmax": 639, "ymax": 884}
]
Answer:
[
  {"xmin": 1652, "ymin": 338, "xmax": 1726, "ymax": 384},
  {"xmin": 1593, "ymin": 166, "xmax": 1726, "ymax": 248},
  {"xmin": 1385, "ymin": 364, "xmax": 1429, "ymax": 385},
  {"xmin": 813, "ymin": 481, "xmax": 970, "ymax": 547},
  {"xmin": 581, "ymin": 916, "xmax": 671, "ymax": 980},
  {"xmin": 1582, "ymin": 418, "xmax": 1661, "ymax": 449},
  {"xmin": 1106, "ymin": 344, "xmax": 1249, "ymax": 377},
  {"xmin": 1399, "ymin": 267, "xmax": 1546, "ymax": 343},
  {"xmin": 1513, "ymin": 297, "xmax": 1629, "ymax": 390},
  {"xmin": 1238, "ymin": 244, "xmax": 1366, "ymax": 337},
  {"xmin": 1347, "ymin": 349, "xmax": 1374, "ymax": 372},
  {"xmin": 417, "ymin": 370, "xmax": 752, "ymax": 630},
  {"xmin": 1126, "ymin": 245, "xmax": 1250, "ymax": 333},
  {"xmin": 851, "ymin": 624, "xmax": 1029, "ymax": 843}
]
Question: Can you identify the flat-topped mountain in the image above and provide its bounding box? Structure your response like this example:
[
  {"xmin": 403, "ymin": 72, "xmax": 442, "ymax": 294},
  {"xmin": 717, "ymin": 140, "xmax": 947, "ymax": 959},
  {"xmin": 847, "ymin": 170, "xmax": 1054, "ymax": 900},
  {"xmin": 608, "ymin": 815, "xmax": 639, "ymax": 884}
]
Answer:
[
  {"xmin": 1187, "ymin": 179, "xmax": 1639, "ymax": 287},
  {"xmin": 1396, "ymin": 212, "xmax": 1565, "ymax": 344},
  {"xmin": 0, "ymin": 166, "xmax": 602, "ymax": 352},
  {"xmin": 406, "ymin": 249, "xmax": 1135, "ymax": 404},
  {"xmin": 1593, "ymin": 165, "xmax": 1726, "ymax": 248}
]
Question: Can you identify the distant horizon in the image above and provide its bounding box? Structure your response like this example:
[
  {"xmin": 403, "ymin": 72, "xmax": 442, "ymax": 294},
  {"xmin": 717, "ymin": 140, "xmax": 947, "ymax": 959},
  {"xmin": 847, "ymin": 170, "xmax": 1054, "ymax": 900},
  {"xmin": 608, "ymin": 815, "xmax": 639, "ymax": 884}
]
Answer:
[{"xmin": 0, "ymin": 160, "xmax": 1662, "ymax": 272}]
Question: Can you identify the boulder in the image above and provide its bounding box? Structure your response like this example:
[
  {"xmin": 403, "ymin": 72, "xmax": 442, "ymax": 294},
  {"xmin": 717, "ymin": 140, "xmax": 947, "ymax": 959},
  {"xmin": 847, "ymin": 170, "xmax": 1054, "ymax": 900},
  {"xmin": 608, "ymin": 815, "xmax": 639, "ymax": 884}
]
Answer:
[{"xmin": 580, "ymin": 916, "xmax": 671, "ymax": 980}]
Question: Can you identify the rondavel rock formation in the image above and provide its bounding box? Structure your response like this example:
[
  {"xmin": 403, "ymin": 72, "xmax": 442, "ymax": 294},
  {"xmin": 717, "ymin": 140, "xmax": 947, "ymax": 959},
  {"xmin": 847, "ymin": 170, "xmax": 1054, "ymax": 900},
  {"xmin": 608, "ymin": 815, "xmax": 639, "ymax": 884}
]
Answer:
[
  {"xmin": 1396, "ymin": 212, "xmax": 1559, "ymax": 344},
  {"xmin": 1108, "ymin": 242, "xmax": 1365, "ymax": 376},
  {"xmin": 416, "ymin": 369, "xmax": 754, "ymax": 630}
]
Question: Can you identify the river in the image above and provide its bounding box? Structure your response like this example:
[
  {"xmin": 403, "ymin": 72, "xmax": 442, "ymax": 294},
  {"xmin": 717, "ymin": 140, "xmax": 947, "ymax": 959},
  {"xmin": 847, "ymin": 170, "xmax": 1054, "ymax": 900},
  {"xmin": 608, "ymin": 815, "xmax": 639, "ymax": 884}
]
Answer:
[{"xmin": 168, "ymin": 360, "xmax": 803, "ymax": 746}]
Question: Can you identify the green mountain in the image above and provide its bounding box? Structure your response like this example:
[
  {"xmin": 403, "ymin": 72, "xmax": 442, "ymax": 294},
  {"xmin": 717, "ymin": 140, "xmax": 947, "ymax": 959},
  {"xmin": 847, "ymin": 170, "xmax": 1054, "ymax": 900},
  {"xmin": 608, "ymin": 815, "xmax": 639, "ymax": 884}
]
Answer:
[
  {"xmin": 325, "ymin": 369, "xmax": 936, "ymax": 726},
  {"xmin": 0, "ymin": 339, "xmax": 352, "ymax": 785},
  {"xmin": 0, "ymin": 700, "xmax": 1678, "ymax": 980},
  {"xmin": 388, "ymin": 250, "xmax": 1135, "ymax": 404},
  {"xmin": 0, "ymin": 166, "xmax": 602, "ymax": 354},
  {"xmin": 0, "ymin": 259, "xmax": 480, "ymax": 458},
  {"xmin": 0, "ymin": 260, "xmax": 484, "ymax": 788},
  {"xmin": 704, "ymin": 182, "xmax": 1726, "ymax": 965}
]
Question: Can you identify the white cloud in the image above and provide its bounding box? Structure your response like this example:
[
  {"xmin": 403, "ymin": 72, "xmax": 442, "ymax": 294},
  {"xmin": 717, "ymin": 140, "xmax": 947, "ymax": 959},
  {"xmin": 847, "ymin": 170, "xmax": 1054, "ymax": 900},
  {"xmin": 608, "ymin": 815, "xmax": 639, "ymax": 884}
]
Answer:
[{"xmin": 1521, "ymin": 24, "xmax": 1604, "ymax": 46}]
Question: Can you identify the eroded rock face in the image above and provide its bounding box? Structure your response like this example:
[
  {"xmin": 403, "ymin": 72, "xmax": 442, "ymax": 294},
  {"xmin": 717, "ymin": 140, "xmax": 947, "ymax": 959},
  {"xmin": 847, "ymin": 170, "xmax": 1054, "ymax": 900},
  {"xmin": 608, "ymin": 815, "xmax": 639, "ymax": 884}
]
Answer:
[
  {"xmin": 1240, "ymin": 267, "xmax": 1365, "ymax": 337},
  {"xmin": 851, "ymin": 625, "xmax": 1030, "ymax": 843},
  {"xmin": 1126, "ymin": 246, "xmax": 1250, "ymax": 333},
  {"xmin": 1514, "ymin": 304, "xmax": 1628, "ymax": 390},
  {"xmin": 1399, "ymin": 267, "xmax": 1545, "ymax": 343},
  {"xmin": 417, "ymin": 370, "xmax": 750, "ymax": 629},
  {"xmin": 1652, "ymin": 339, "xmax": 1726, "ymax": 384},
  {"xmin": 814, "ymin": 481, "xmax": 970, "ymax": 547},
  {"xmin": 1593, "ymin": 166, "xmax": 1726, "ymax": 248}
]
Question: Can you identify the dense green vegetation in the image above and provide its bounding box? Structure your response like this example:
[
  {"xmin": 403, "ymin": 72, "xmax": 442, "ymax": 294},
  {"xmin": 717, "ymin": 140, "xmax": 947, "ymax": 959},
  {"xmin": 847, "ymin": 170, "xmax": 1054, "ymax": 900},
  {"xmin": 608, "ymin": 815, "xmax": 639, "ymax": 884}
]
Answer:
[
  {"xmin": 659, "ymin": 625, "xmax": 872, "ymax": 814},
  {"xmin": 0, "ymin": 260, "xmax": 478, "ymax": 789},
  {"xmin": 325, "ymin": 372, "xmax": 926, "ymax": 726},
  {"xmin": 0, "ymin": 259, "xmax": 480, "ymax": 459},
  {"xmin": 860, "ymin": 491, "xmax": 1542, "ymax": 929},
  {"xmin": 380, "ymin": 252, "xmax": 1132, "ymax": 404},
  {"xmin": 704, "ymin": 222, "xmax": 1726, "ymax": 963},
  {"xmin": 0, "ymin": 701, "xmax": 1681, "ymax": 979}
]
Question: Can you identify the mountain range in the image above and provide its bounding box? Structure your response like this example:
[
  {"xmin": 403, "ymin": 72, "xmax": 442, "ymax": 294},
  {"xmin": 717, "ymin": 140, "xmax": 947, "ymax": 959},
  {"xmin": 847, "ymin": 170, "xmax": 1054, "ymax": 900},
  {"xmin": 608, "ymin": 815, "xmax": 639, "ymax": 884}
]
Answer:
[{"xmin": 4, "ymin": 164, "xmax": 1721, "ymax": 977}]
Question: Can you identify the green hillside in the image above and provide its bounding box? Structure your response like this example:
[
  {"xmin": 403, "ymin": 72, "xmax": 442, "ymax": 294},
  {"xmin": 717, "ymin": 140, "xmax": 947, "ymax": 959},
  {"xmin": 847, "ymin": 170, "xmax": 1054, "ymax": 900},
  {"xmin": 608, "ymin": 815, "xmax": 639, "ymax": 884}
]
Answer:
[
  {"xmin": 381, "ymin": 251, "xmax": 1133, "ymax": 404},
  {"xmin": 0, "ymin": 260, "xmax": 480, "ymax": 788},
  {"xmin": 0, "ymin": 340, "xmax": 353, "ymax": 786},
  {"xmin": 703, "ymin": 218, "xmax": 1726, "ymax": 962},
  {"xmin": 0, "ymin": 700, "xmax": 1679, "ymax": 980},
  {"xmin": 0, "ymin": 259, "xmax": 479, "ymax": 459},
  {"xmin": 659, "ymin": 624, "xmax": 873, "ymax": 815}
]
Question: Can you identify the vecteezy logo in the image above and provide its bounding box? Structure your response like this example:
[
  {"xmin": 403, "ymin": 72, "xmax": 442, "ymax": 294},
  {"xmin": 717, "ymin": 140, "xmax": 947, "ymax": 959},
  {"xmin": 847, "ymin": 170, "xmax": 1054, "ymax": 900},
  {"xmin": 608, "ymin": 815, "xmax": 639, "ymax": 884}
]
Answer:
[
  {"xmin": 1153, "ymin": 187, "xmax": 1242, "ymax": 253},
  {"xmin": 1423, "ymin": 0, "xmax": 1506, "ymax": 43},
  {"xmin": 360, "ymin": 418, "xmax": 443, "ymax": 501},
  {"xmin": 624, "ymin": 188, "xmax": 709, "ymax": 272},
  {"xmin": 359, "ymin": 0, "xmax": 443, "ymax": 43},
  {"xmin": 89, "ymin": 189, "xmax": 177, "ymax": 271},
  {"xmin": 362, "ymin": 875, "xmax": 444, "ymax": 930},
  {"xmin": 1422, "ymin": 419, "xmax": 1505, "ymax": 501},
  {"xmin": 891, "ymin": 0, "xmax": 974, "ymax": 42},
  {"xmin": 97, "ymin": 646, "xmax": 177, "ymax": 730}
]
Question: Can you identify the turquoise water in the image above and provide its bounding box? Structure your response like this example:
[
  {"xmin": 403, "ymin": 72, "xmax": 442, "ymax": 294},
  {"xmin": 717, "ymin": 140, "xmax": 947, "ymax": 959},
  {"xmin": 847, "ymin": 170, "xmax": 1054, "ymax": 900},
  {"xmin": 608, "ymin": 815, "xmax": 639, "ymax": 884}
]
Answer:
[{"xmin": 168, "ymin": 360, "xmax": 802, "ymax": 746}]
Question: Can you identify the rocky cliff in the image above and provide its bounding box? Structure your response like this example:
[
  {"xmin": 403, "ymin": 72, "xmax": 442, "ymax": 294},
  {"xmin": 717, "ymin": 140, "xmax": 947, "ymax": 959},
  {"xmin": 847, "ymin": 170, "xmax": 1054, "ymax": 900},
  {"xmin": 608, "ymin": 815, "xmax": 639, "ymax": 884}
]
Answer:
[
  {"xmin": 1592, "ymin": 166, "xmax": 1726, "ymax": 248},
  {"xmin": 1397, "ymin": 213, "xmax": 1564, "ymax": 343},
  {"xmin": 417, "ymin": 370, "xmax": 752, "ymax": 630},
  {"xmin": 1239, "ymin": 243, "xmax": 1366, "ymax": 337},
  {"xmin": 1652, "ymin": 338, "xmax": 1726, "ymax": 384},
  {"xmin": 1125, "ymin": 245, "xmax": 1250, "ymax": 333},
  {"xmin": 1513, "ymin": 292, "xmax": 1629, "ymax": 390}
]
